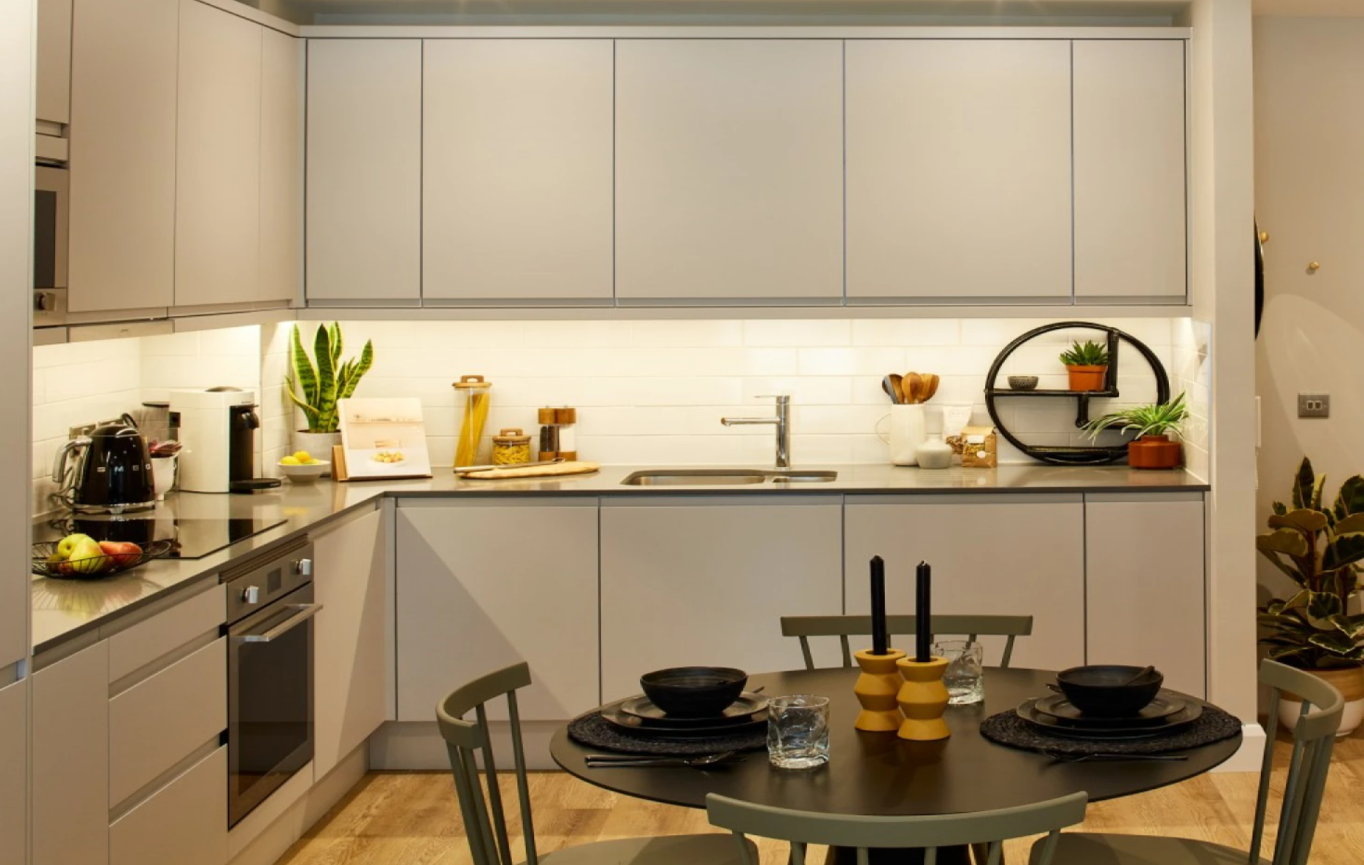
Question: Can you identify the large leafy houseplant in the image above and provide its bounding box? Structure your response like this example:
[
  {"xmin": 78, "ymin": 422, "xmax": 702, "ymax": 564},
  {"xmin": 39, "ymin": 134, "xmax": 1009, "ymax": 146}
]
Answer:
[
  {"xmin": 1258, "ymin": 458, "xmax": 1364, "ymax": 669},
  {"xmin": 285, "ymin": 323, "xmax": 374, "ymax": 434},
  {"xmin": 1083, "ymin": 392, "xmax": 1188, "ymax": 441}
]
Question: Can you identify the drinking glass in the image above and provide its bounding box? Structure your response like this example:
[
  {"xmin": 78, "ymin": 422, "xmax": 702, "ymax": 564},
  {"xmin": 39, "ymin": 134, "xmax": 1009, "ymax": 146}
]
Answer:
[
  {"xmin": 767, "ymin": 695, "xmax": 830, "ymax": 769},
  {"xmin": 934, "ymin": 640, "xmax": 985, "ymax": 705}
]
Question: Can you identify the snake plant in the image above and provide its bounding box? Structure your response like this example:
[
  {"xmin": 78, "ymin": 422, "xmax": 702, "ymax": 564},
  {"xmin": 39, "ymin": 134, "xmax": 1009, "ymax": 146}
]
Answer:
[
  {"xmin": 285, "ymin": 323, "xmax": 374, "ymax": 434},
  {"xmin": 1258, "ymin": 457, "xmax": 1364, "ymax": 669}
]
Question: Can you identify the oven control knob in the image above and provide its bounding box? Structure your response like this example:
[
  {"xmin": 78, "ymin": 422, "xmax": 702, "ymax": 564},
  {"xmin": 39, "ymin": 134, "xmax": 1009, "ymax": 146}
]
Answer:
[
  {"xmin": 241, "ymin": 585, "xmax": 261, "ymax": 604},
  {"xmin": 295, "ymin": 558, "xmax": 313, "ymax": 577}
]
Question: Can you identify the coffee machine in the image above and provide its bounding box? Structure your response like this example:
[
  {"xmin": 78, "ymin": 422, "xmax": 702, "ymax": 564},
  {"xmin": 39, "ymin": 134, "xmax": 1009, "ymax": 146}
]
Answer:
[{"xmin": 170, "ymin": 388, "xmax": 280, "ymax": 494}]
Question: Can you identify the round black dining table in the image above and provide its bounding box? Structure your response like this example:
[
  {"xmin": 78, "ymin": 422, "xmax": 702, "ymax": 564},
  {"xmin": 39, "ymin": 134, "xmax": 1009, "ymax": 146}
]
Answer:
[{"xmin": 551, "ymin": 667, "xmax": 1242, "ymax": 863}]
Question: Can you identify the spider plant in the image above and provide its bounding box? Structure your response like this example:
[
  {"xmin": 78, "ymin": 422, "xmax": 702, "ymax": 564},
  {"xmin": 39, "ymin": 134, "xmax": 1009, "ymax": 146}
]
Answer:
[
  {"xmin": 1059, "ymin": 340, "xmax": 1110, "ymax": 367},
  {"xmin": 1084, "ymin": 393, "xmax": 1188, "ymax": 441}
]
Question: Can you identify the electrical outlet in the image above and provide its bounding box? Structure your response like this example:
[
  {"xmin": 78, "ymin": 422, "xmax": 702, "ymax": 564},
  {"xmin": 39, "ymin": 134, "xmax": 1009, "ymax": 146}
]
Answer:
[
  {"xmin": 68, "ymin": 423, "xmax": 97, "ymax": 439},
  {"xmin": 1299, "ymin": 394, "xmax": 1331, "ymax": 419}
]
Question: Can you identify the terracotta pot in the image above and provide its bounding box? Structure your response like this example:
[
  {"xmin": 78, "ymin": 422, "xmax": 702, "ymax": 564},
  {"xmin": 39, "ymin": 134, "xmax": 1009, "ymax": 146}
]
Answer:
[
  {"xmin": 1279, "ymin": 665, "xmax": 1364, "ymax": 738},
  {"xmin": 1128, "ymin": 435, "xmax": 1183, "ymax": 470},
  {"xmin": 1066, "ymin": 365, "xmax": 1109, "ymax": 392}
]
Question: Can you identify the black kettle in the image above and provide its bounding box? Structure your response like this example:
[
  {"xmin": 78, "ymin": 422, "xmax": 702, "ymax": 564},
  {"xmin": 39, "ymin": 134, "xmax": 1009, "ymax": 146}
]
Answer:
[{"xmin": 51, "ymin": 416, "xmax": 155, "ymax": 514}]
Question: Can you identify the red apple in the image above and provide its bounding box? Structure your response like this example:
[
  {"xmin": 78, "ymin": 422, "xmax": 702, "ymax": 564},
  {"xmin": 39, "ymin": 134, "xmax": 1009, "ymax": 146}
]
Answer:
[{"xmin": 99, "ymin": 541, "xmax": 143, "ymax": 569}]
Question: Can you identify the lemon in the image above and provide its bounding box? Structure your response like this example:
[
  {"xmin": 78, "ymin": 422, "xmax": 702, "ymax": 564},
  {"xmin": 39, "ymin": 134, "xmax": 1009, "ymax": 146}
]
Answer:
[
  {"xmin": 280, "ymin": 455, "xmax": 301, "ymax": 466},
  {"xmin": 293, "ymin": 450, "xmax": 315, "ymax": 464}
]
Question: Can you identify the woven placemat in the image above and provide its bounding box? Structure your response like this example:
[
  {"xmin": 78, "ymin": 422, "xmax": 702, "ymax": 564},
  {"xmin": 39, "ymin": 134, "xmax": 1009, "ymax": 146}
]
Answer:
[
  {"xmin": 567, "ymin": 711, "xmax": 768, "ymax": 756},
  {"xmin": 980, "ymin": 705, "xmax": 1242, "ymax": 756}
]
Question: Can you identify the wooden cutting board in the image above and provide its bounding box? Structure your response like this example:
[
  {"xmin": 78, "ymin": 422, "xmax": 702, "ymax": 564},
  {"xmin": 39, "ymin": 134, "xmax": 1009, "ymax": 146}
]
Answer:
[{"xmin": 459, "ymin": 461, "xmax": 601, "ymax": 480}]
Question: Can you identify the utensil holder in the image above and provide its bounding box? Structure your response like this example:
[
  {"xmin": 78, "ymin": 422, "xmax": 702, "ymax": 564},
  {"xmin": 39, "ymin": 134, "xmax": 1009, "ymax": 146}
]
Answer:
[
  {"xmin": 896, "ymin": 657, "xmax": 951, "ymax": 741},
  {"xmin": 875, "ymin": 404, "xmax": 927, "ymax": 466},
  {"xmin": 853, "ymin": 649, "xmax": 907, "ymax": 732}
]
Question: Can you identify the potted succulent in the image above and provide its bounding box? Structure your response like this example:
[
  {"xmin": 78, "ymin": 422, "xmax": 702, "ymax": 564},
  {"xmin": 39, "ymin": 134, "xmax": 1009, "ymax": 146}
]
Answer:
[
  {"xmin": 1059, "ymin": 340, "xmax": 1110, "ymax": 392},
  {"xmin": 1258, "ymin": 458, "xmax": 1364, "ymax": 736},
  {"xmin": 285, "ymin": 322, "xmax": 374, "ymax": 462},
  {"xmin": 1083, "ymin": 393, "xmax": 1188, "ymax": 470}
]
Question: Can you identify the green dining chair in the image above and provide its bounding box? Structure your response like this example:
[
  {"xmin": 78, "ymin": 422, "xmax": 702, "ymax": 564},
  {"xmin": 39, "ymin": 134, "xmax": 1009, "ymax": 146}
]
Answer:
[
  {"xmin": 436, "ymin": 661, "xmax": 756, "ymax": 865},
  {"xmin": 1028, "ymin": 658, "xmax": 1345, "ymax": 865},
  {"xmin": 707, "ymin": 790, "xmax": 1088, "ymax": 865},
  {"xmin": 780, "ymin": 614, "xmax": 1034, "ymax": 671}
]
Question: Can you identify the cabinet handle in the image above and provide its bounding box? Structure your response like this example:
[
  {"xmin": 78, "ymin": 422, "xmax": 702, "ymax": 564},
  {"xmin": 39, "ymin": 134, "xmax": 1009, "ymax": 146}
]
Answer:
[
  {"xmin": 1308, "ymin": 261, "xmax": 1321, "ymax": 272},
  {"xmin": 232, "ymin": 604, "xmax": 323, "ymax": 643}
]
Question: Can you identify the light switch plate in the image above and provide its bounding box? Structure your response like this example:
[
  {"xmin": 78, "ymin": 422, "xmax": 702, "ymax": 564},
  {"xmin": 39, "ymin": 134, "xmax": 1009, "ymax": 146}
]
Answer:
[{"xmin": 1299, "ymin": 394, "xmax": 1331, "ymax": 418}]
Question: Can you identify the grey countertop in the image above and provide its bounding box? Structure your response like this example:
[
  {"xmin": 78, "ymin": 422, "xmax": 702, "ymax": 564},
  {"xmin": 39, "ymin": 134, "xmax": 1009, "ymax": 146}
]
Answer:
[{"xmin": 30, "ymin": 463, "xmax": 1208, "ymax": 655}]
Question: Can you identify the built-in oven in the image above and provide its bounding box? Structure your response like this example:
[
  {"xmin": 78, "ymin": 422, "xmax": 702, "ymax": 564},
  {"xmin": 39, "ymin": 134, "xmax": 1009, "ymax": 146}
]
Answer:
[
  {"xmin": 225, "ymin": 541, "xmax": 320, "ymax": 828},
  {"xmin": 33, "ymin": 164, "xmax": 68, "ymax": 326}
]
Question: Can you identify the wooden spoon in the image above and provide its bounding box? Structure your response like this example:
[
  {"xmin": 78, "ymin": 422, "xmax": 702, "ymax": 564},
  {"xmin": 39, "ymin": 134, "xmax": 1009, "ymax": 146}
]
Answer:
[
  {"xmin": 890, "ymin": 373, "xmax": 904, "ymax": 404},
  {"xmin": 904, "ymin": 372, "xmax": 925, "ymax": 405},
  {"xmin": 922, "ymin": 373, "xmax": 940, "ymax": 402}
]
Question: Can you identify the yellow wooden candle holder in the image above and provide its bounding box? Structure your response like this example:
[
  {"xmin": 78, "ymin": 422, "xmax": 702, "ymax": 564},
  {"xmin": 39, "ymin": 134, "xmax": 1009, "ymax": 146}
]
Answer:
[
  {"xmin": 896, "ymin": 656, "xmax": 951, "ymax": 741},
  {"xmin": 853, "ymin": 648, "xmax": 907, "ymax": 732}
]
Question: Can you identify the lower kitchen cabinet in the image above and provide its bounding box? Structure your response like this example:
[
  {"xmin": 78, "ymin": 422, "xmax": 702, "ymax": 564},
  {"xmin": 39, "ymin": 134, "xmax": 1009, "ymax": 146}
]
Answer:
[
  {"xmin": 313, "ymin": 507, "xmax": 389, "ymax": 777},
  {"xmin": 33, "ymin": 641, "xmax": 109, "ymax": 865},
  {"xmin": 110, "ymin": 746, "xmax": 227, "ymax": 865},
  {"xmin": 600, "ymin": 497, "xmax": 843, "ymax": 702},
  {"xmin": 1086, "ymin": 493, "xmax": 1206, "ymax": 696},
  {"xmin": 0, "ymin": 677, "xmax": 26, "ymax": 865},
  {"xmin": 396, "ymin": 498, "xmax": 600, "ymax": 721},
  {"xmin": 844, "ymin": 496, "xmax": 1086, "ymax": 671}
]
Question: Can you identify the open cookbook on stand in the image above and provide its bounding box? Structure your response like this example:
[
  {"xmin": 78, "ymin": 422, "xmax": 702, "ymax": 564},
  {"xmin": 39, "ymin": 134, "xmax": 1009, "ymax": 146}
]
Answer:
[{"xmin": 336, "ymin": 397, "xmax": 433, "ymax": 480}]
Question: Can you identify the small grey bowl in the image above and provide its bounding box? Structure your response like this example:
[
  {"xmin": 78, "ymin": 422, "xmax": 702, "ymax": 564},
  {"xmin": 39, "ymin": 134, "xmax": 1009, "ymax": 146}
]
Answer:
[{"xmin": 1008, "ymin": 375, "xmax": 1039, "ymax": 391}]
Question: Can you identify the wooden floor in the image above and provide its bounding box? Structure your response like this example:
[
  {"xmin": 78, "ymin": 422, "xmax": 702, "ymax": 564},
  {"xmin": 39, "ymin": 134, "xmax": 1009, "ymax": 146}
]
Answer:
[{"xmin": 281, "ymin": 734, "xmax": 1364, "ymax": 865}]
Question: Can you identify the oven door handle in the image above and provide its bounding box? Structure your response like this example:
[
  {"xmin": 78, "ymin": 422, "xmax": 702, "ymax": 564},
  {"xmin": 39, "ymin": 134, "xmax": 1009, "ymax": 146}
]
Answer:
[{"xmin": 231, "ymin": 603, "xmax": 323, "ymax": 644}]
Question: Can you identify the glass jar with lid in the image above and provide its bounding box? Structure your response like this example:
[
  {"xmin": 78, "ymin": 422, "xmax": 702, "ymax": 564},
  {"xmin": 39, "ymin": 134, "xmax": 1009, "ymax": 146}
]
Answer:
[
  {"xmin": 491, "ymin": 428, "xmax": 533, "ymax": 466},
  {"xmin": 453, "ymin": 376, "xmax": 492, "ymax": 468}
]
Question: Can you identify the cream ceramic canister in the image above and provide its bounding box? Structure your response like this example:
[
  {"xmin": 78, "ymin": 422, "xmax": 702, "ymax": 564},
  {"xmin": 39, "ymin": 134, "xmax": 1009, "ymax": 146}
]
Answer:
[{"xmin": 916, "ymin": 435, "xmax": 954, "ymax": 470}]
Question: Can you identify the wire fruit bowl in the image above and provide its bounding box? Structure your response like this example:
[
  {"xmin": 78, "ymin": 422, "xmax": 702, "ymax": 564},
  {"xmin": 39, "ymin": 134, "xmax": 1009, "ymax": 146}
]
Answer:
[{"xmin": 32, "ymin": 539, "xmax": 175, "ymax": 580}]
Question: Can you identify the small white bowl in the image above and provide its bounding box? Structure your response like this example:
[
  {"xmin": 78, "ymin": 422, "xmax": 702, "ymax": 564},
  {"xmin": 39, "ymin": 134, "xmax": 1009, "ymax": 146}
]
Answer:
[{"xmin": 278, "ymin": 460, "xmax": 329, "ymax": 484}]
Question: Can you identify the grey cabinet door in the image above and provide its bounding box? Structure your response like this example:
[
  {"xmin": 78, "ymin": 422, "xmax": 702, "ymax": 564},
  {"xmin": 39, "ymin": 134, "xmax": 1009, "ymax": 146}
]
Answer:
[
  {"xmin": 259, "ymin": 28, "xmax": 305, "ymax": 305},
  {"xmin": 396, "ymin": 499, "xmax": 600, "ymax": 721},
  {"xmin": 615, "ymin": 40, "xmax": 844, "ymax": 304},
  {"xmin": 1073, "ymin": 40, "xmax": 1187, "ymax": 302},
  {"xmin": 600, "ymin": 497, "xmax": 844, "ymax": 702},
  {"xmin": 844, "ymin": 496, "xmax": 1085, "ymax": 671},
  {"xmin": 846, "ymin": 40, "xmax": 1072, "ymax": 302},
  {"xmin": 313, "ymin": 508, "xmax": 389, "ymax": 777},
  {"xmin": 306, "ymin": 39, "xmax": 422, "ymax": 303},
  {"xmin": 423, "ymin": 39, "xmax": 614, "ymax": 304},
  {"xmin": 0, "ymin": 678, "xmax": 26, "ymax": 865},
  {"xmin": 69, "ymin": 0, "xmax": 178, "ymax": 313},
  {"xmin": 110, "ymin": 746, "xmax": 226, "ymax": 865},
  {"xmin": 174, "ymin": 0, "xmax": 261, "ymax": 309},
  {"xmin": 33, "ymin": 641, "xmax": 109, "ymax": 865},
  {"xmin": 36, "ymin": 0, "xmax": 72, "ymax": 126},
  {"xmin": 1085, "ymin": 494, "xmax": 1205, "ymax": 697}
]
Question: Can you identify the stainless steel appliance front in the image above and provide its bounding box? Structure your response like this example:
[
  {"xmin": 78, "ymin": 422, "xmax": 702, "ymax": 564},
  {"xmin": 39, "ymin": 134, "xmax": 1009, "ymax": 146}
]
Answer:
[{"xmin": 226, "ymin": 542, "xmax": 319, "ymax": 828}]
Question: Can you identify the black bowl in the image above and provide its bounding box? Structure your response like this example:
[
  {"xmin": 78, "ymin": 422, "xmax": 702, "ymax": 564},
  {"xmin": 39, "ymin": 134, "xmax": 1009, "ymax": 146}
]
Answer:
[
  {"xmin": 640, "ymin": 667, "xmax": 748, "ymax": 718},
  {"xmin": 1055, "ymin": 665, "xmax": 1164, "ymax": 717}
]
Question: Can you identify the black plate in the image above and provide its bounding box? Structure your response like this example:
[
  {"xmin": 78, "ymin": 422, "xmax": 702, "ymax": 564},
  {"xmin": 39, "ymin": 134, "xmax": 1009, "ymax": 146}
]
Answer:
[
  {"xmin": 1017, "ymin": 697, "xmax": 1202, "ymax": 740},
  {"xmin": 602, "ymin": 702, "xmax": 768, "ymax": 738},
  {"xmin": 1034, "ymin": 691, "xmax": 1186, "ymax": 727},
  {"xmin": 618, "ymin": 692, "xmax": 768, "ymax": 725}
]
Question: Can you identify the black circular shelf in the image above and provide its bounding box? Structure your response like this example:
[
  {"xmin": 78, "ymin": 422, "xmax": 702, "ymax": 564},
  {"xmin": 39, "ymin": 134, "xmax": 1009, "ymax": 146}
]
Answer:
[{"xmin": 984, "ymin": 321, "xmax": 1172, "ymax": 466}]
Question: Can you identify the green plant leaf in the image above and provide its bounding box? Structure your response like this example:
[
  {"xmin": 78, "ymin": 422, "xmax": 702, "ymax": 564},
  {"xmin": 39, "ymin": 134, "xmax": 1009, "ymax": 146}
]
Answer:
[
  {"xmin": 1308, "ymin": 630, "xmax": 1363, "ymax": 657},
  {"xmin": 1292, "ymin": 458, "xmax": 1318, "ymax": 510},
  {"xmin": 283, "ymin": 378, "xmax": 319, "ymax": 431},
  {"xmin": 1334, "ymin": 476, "xmax": 1364, "ymax": 519},
  {"xmin": 1324, "ymin": 533, "xmax": 1364, "ymax": 572},
  {"xmin": 1332, "ymin": 513, "xmax": 1364, "ymax": 537},
  {"xmin": 290, "ymin": 325, "xmax": 317, "ymax": 409},
  {"xmin": 329, "ymin": 321, "xmax": 342, "ymax": 369},
  {"xmin": 1329, "ymin": 614, "xmax": 1364, "ymax": 641},
  {"xmin": 1304, "ymin": 591, "xmax": 1345, "ymax": 628},
  {"xmin": 1267, "ymin": 645, "xmax": 1312, "ymax": 665},
  {"xmin": 1272, "ymin": 501, "xmax": 1288, "ymax": 516},
  {"xmin": 313, "ymin": 325, "xmax": 337, "ymax": 434},
  {"xmin": 1268, "ymin": 509, "xmax": 1330, "ymax": 535},
  {"xmin": 1258, "ymin": 529, "xmax": 1310, "ymax": 559},
  {"xmin": 338, "ymin": 340, "xmax": 373, "ymax": 401}
]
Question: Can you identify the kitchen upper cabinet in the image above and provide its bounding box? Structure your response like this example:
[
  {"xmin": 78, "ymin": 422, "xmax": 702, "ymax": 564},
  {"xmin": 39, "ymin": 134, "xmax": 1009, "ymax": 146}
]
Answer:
[
  {"xmin": 845, "ymin": 40, "xmax": 1072, "ymax": 302},
  {"xmin": 37, "ymin": 0, "xmax": 72, "ymax": 126},
  {"xmin": 69, "ymin": 0, "xmax": 178, "ymax": 313},
  {"xmin": 423, "ymin": 39, "xmax": 613, "ymax": 304},
  {"xmin": 33, "ymin": 641, "xmax": 109, "ymax": 865},
  {"xmin": 396, "ymin": 499, "xmax": 599, "ymax": 721},
  {"xmin": 600, "ymin": 498, "xmax": 843, "ymax": 702},
  {"xmin": 259, "ymin": 28, "xmax": 304, "ymax": 305},
  {"xmin": 1073, "ymin": 40, "xmax": 1187, "ymax": 302},
  {"xmin": 307, "ymin": 39, "xmax": 422, "ymax": 303},
  {"xmin": 313, "ymin": 507, "xmax": 388, "ymax": 778},
  {"xmin": 175, "ymin": 0, "xmax": 261, "ymax": 309},
  {"xmin": 615, "ymin": 40, "xmax": 844, "ymax": 304},
  {"xmin": 844, "ymin": 496, "xmax": 1085, "ymax": 671},
  {"xmin": 0, "ymin": 678, "xmax": 26, "ymax": 865},
  {"xmin": 1086, "ymin": 494, "xmax": 1205, "ymax": 696}
]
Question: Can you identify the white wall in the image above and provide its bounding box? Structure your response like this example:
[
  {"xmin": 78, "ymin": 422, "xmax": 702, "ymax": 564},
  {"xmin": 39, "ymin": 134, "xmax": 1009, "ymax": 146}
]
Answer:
[{"xmin": 264, "ymin": 317, "xmax": 1194, "ymax": 472}]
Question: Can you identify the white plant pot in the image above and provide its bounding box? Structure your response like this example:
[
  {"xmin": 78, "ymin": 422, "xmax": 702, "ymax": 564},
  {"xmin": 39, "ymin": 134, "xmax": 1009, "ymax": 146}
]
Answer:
[
  {"xmin": 150, "ymin": 456, "xmax": 176, "ymax": 500},
  {"xmin": 1277, "ymin": 665, "xmax": 1364, "ymax": 738},
  {"xmin": 293, "ymin": 431, "xmax": 341, "ymax": 468}
]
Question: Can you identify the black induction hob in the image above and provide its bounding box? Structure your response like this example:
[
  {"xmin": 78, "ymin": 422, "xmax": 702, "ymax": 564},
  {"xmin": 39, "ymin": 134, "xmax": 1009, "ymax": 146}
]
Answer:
[{"xmin": 37, "ymin": 515, "xmax": 288, "ymax": 560}]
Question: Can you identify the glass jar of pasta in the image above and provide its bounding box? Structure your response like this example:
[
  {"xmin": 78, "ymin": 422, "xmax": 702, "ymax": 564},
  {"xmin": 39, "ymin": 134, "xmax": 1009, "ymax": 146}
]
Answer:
[
  {"xmin": 453, "ymin": 376, "xmax": 492, "ymax": 468},
  {"xmin": 491, "ymin": 428, "xmax": 533, "ymax": 466}
]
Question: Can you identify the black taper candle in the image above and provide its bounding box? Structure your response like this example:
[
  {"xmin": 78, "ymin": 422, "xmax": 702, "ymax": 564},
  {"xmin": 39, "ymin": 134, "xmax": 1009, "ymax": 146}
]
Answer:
[
  {"xmin": 870, "ymin": 556, "xmax": 887, "ymax": 655},
  {"xmin": 915, "ymin": 561, "xmax": 931, "ymax": 663}
]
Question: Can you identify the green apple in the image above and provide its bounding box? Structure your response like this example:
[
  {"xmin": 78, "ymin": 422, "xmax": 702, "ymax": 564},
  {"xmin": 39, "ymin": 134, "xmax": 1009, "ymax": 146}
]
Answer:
[{"xmin": 56, "ymin": 533, "xmax": 94, "ymax": 558}]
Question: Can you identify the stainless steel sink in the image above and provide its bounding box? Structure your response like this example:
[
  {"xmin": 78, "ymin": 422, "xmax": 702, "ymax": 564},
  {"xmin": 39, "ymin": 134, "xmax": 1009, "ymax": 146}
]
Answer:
[{"xmin": 620, "ymin": 469, "xmax": 837, "ymax": 486}]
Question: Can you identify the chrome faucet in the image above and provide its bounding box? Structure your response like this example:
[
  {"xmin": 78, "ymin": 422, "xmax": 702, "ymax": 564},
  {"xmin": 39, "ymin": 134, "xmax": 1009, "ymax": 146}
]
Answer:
[{"xmin": 721, "ymin": 395, "xmax": 791, "ymax": 468}]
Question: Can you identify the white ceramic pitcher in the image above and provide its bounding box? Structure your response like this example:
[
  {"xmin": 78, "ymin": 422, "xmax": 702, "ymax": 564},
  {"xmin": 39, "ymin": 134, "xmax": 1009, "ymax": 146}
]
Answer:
[{"xmin": 876, "ymin": 404, "xmax": 928, "ymax": 466}]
